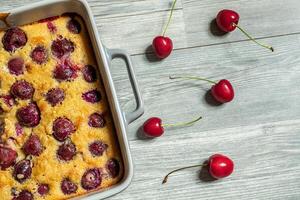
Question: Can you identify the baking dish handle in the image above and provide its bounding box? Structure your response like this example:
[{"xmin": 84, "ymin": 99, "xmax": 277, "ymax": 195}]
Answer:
[{"xmin": 106, "ymin": 49, "xmax": 144, "ymax": 124}]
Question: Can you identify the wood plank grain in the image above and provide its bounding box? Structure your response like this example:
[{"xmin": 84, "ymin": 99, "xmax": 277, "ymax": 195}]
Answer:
[
  {"xmin": 110, "ymin": 119, "xmax": 300, "ymax": 200},
  {"xmin": 0, "ymin": 0, "xmax": 182, "ymax": 19},
  {"xmin": 96, "ymin": 10, "xmax": 187, "ymax": 55},
  {"xmin": 109, "ymin": 33, "xmax": 300, "ymax": 141},
  {"xmin": 183, "ymin": 0, "xmax": 300, "ymax": 47},
  {"xmin": 94, "ymin": 0, "xmax": 300, "ymax": 54},
  {"xmin": 87, "ymin": 0, "xmax": 182, "ymax": 19}
]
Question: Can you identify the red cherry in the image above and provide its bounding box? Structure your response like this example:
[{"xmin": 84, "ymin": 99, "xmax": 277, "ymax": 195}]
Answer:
[
  {"xmin": 162, "ymin": 153, "xmax": 234, "ymax": 184},
  {"xmin": 152, "ymin": 36, "xmax": 173, "ymax": 59},
  {"xmin": 170, "ymin": 76, "xmax": 234, "ymax": 103},
  {"xmin": 211, "ymin": 79, "xmax": 234, "ymax": 103},
  {"xmin": 216, "ymin": 9, "xmax": 273, "ymax": 51},
  {"xmin": 143, "ymin": 117, "xmax": 164, "ymax": 137},
  {"xmin": 152, "ymin": 0, "xmax": 177, "ymax": 59},
  {"xmin": 216, "ymin": 9, "xmax": 239, "ymax": 32},
  {"xmin": 208, "ymin": 154, "xmax": 234, "ymax": 179},
  {"xmin": 143, "ymin": 115, "xmax": 202, "ymax": 138}
]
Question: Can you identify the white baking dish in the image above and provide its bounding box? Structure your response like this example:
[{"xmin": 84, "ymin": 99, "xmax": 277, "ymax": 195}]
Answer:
[{"xmin": 0, "ymin": 0, "xmax": 144, "ymax": 199}]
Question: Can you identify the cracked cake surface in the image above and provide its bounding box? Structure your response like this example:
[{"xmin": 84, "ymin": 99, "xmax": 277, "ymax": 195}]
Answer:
[{"xmin": 0, "ymin": 15, "xmax": 123, "ymax": 200}]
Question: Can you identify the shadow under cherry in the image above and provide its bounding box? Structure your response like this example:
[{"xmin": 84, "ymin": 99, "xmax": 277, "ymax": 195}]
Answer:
[
  {"xmin": 204, "ymin": 90, "xmax": 223, "ymax": 107},
  {"xmin": 145, "ymin": 45, "xmax": 162, "ymax": 63},
  {"xmin": 198, "ymin": 161, "xmax": 217, "ymax": 182},
  {"xmin": 136, "ymin": 126, "xmax": 153, "ymax": 140},
  {"xmin": 209, "ymin": 19, "xmax": 227, "ymax": 37}
]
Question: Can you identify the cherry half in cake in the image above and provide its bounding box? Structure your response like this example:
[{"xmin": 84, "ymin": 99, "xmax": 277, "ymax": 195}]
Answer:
[
  {"xmin": 8, "ymin": 57, "xmax": 25, "ymax": 76},
  {"xmin": 0, "ymin": 146, "xmax": 17, "ymax": 170},
  {"xmin": 81, "ymin": 168, "xmax": 102, "ymax": 190},
  {"xmin": 37, "ymin": 184, "xmax": 50, "ymax": 196},
  {"xmin": 82, "ymin": 90, "xmax": 102, "ymax": 103},
  {"xmin": 89, "ymin": 141, "xmax": 108, "ymax": 157},
  {"xmin": 67, "ymin": 19, "xmax": 82, "ymax": 34},
  {"xmin": 0, "ymin": 94, "xmax": 15, "ymax": 107},
  {"xmin": 10, "ymin": 80, "xmax": 35, "ymax": 100},
  {"xmin": 88, "ymin": 113, "xmax": 106, "ymax": 128},
  {"xmin": 16, "ymin": 103, "xmax": 41, "ymax": 127},
  {"xmin": 2, "ymin": 27, "xmax": 27, "ymax": 52},
  {"xmin": 22, "ymin": 135, "xmax": 43, "ymax": 156},
  {"xmin": 51, "ymin": 36, "xmax": 75, "ymax": 59},
  {"xmin": 57, "ymin": 140, "xmax": 77, "ymax": 161},
  {"xmin": 13, "ymin": 190, "xmax": 33, "ymax": 200},
  {"xmin": 47, "ymin": 21, "xmax": 57, "ymax": 33},
  {"xmin": 52, "ymin": 117, "xmax": 76, "ymax": 142},
  {"xmin": 15, "ymin": 123, "xmax": 23, "ymax": 136},
  {"xmin": 82, "ymin": 65, "xmax": 97, "ymax": 83},
  {"xmin": 46, "ymin": 88, "xmax": 65, "ymax": 106},
  {"xmin": 106, "ymin": 159, "xmax": 120, "ymax": 178},
  {"xmin": 61, "ymin": 178, "xmax": 78, "ymax": 195},
  {"xmin": 13, "ymin": 159, "xmax": 32, "ymax": 183},
  {"xmin": 53, "ymin": 59, "xmax": 78, "ymax": 81},
  {"xmin": 31, "ymin": 46, "xmax": 48, "ymax": 64}
]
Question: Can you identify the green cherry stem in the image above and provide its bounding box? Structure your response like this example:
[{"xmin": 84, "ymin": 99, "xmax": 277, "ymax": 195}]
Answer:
[
  {"xmin": 169, "ymin": 75, "xmax": 217, "ymax": 84},
  {"xmin": 162, "ymin": 0, "xmax": 178, "ymax": 36},
  {"xmin": 162, "ymin": 163, "xmax": 208, "ymax": 184},
  {"xmin": 233, "ymin": 23, "xmax": 274, "ymax": 52},
  {"xmin": 162, "ymin": 115, "xmax": 202, "ymax": 128}
]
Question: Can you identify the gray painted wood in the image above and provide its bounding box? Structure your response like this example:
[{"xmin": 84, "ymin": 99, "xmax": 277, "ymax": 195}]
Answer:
[
  {"xmin": 96, "ymin": 10, "xmax": 187, "ymax": 55},
  {"xmin": 111, "ymin": 34, "xmax": 300, "ymax": 141},
  {"xmin": 111, "ymin": 119, "xmax": 300, "ymax": 200},
  {"xmin": 1, "ymin": 0, "xmax": 300, "ymax": 199},
  {"xmin": 183, "ymin": 0, "xmax": 300, "ymax": 48},
  {"xmin": 1, "ymin": 0, "xmax": 183, "ymax": 19}
]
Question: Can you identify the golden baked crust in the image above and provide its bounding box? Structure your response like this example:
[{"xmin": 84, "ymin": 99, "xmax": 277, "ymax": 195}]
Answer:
[{"xmin": 0, "ymin": 15, "xmax": 123, "ymax": 200}]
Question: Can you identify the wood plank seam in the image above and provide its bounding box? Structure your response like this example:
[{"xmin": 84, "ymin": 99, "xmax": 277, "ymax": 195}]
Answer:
[
  {"xmin": 93, "ymin": 8, "xmax": 183, "ymax": 20},
  {"xmin": 131, "ymin": 31, "xmax": 300, "ymax": 56}
]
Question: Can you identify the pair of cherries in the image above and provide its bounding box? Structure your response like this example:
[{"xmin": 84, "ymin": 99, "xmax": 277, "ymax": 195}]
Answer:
[
  {"xmin": 143, "ymin": 117, "xmax": 234, "ymax": 181},
  {"xmin": 143, "ymin": 75, "xmax": 234, "ymax": 138},
  {"xmin": 142, "ymin": 76, "xmax": 235, "ymax": 180},
  {"xmin": 142, "ymin": 113, "xmax": 234, "ymax": 180},
  {"xmin": 153, "ymin": 6, "xmax": 273, "ymax": 59}
]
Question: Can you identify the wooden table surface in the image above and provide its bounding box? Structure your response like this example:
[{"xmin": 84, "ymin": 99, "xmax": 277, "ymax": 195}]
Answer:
[{"xmin": 3, "ymin": 0, "xmax": 300, "ymax": 199}]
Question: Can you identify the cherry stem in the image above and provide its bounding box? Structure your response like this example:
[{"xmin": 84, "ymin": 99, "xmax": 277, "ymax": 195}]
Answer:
[
  {"xmin": 162, "ymin": 163, "xmax": 207, "ymax": 184},
  {"xmin": 233, "ymin": 23, "xmax": 274, "ymax": 52},
  {"xmin": 162, "ymin": 115, "xmax": 202, "ymax": 128},
  {"xmin": 162, "ymin": 0, "xmax": 178, "ymax": 36},
  {"xmin": 169, "ymin": 75, "xmax": 217, "ymax": 84}
]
